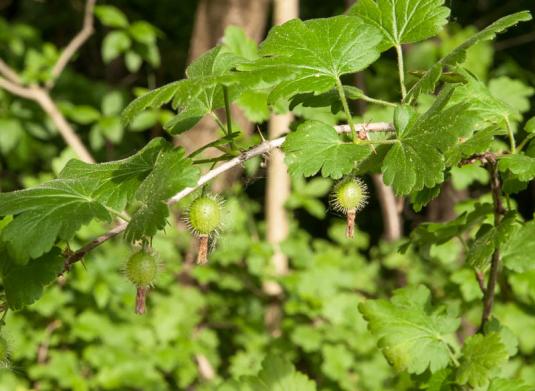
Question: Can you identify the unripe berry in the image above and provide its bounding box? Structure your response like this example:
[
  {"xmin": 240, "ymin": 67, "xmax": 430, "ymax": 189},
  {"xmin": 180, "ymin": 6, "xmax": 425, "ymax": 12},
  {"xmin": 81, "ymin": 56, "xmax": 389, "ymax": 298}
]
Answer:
[
  {"xmin": 332, "ymin": 178, "xmax": 367, "ymax": 212},
  {"xmin": 126, "ymin": 250, "xmax": 158, "ymax": 287},
  {"xmin": 188, "ymin": 196, "xmax": 222, "ymax": 236},
  {"xmin": 186, "ymin": 195, "xmax": 224, "ymax": 265},
  {"xmin": 330, "ymin": 178, "xmax": 368, "ymax": 239},
  {"xmin": 125, "ymin": 249, "xmax": 158, "ymax": 315}
]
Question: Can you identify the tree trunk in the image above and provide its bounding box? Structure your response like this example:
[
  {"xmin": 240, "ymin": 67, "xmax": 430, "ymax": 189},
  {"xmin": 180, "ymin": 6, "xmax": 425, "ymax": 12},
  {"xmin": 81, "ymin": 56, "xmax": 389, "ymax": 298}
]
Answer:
[
  {"xmin": 177, "ymin": 0, "xmax": 270, "ymax": 190},
  {"xmin": 263, "ymin": 0, "xmax": 299, "ymax": 337},
  {"xmin": 265, "ymin": 0, "xmax": 298, "ymax": 283}
]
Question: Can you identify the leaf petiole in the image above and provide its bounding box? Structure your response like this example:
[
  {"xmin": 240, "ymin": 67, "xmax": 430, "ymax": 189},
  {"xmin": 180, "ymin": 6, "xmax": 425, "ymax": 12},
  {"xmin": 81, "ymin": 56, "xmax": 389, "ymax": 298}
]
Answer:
[
  {"xmin": 504, "ymin": 116, "xmax": 516, "ymax": 154},
  {"xmin": 395, "ymin": 44, "xmax": 407, "ymax": 99},
  {"xmin": 209, "ymin": 111, "xmax": 227, "ymax": 134},
  {"xmin": 361, "ymin": 95, "xmax": 398, "ymax": 108},
  {"xmin": 335, "ymin": 78, "xmax": 357, "ymax": 142},
  {"xmin": 517, "ymin": 132, "xmax": 535, "ymax": 152},
  {"xmin": 223, "ymin": 85, "xmax": 238, "ymax": 152},
  {"xmin": 104, "ymin": 207, "xmax": 130, "ymax": 223}
]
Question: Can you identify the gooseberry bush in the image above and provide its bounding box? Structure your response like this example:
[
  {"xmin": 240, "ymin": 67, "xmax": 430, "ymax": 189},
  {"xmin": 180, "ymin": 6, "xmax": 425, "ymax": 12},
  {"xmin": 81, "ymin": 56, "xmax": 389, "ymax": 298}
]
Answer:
[{"xmin": 1, "ymin": 1, "xmax": 535, "ymax": 389}]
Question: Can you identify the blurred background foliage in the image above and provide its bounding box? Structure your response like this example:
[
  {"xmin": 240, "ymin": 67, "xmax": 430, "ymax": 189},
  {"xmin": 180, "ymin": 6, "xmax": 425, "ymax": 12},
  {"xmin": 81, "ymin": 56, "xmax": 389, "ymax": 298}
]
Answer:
[{"xmin": 0, "ymin": 0, "xmax": 534, "ymax": 390}]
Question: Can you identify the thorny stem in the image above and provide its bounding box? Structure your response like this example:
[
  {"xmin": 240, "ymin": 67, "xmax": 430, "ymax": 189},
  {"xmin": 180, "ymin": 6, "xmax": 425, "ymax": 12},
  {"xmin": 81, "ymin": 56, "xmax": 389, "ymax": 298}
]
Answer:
[
  {"xmin": 63, "ymin": 122, "xmax": 395, "ymax": 271},
  {"xmin": 480, "ymin": 154, "xmax": 505, "ymax": 331},
  {"xmin": 335, "ymin": 78, "xmax": 357, "ymax": 141},
  {"xmin": 395, "ymin": 45, "xmax": 407, "ymax": 99}
]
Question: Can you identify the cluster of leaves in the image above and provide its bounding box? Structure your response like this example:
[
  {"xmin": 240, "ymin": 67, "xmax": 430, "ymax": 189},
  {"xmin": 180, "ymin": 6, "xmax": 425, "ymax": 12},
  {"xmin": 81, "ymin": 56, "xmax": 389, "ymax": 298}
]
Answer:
[
  {"xmin": 2, "ymin": 192, "xmax": 535, "ymax": 390},
  {"xmin": 95, "ymin": 5, "xmax": 162, "ymax": 71},
  {"xmin": 1, "ymin": 0, "xmax": 535, "ymax": 389}
]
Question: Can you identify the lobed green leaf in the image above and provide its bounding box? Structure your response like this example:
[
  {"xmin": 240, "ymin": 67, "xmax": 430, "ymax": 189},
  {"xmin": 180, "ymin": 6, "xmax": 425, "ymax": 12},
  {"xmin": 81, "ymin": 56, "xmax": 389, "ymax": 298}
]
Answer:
[
  {"xmin": 456, "ymin": 333, "xmax": 508, "ymax": 388},
  {"xmin": 244, "ymin": 16, "xmax": 382, "ymax": 103},
  {"xmin": 282, "ymin": 121, "xmax": 371, "ymax": 179},
  {"xmin": 382, "ymin": 86, "xmax": 476, "ymax": 195},
  {"xmin": 349, "ymin": 0, "xmax": 450, "ymax": 50},
  {"xmin": 125, "ymin": 148, "xmax": 200, "ymax": 242},
  {"xmin": 359, "ymin": 285, "xmax": 460, "ymax": 374},
  {"xmin": 239, "ymin": 355, "xmax": 316, "ymax": 391},
  {"xmin": 405, "ymin": 11, "xmax": 532, "ymax": 102},
  {"xmin": 0, "ymin": 246, "xmax": 64, "ymax": 310}
]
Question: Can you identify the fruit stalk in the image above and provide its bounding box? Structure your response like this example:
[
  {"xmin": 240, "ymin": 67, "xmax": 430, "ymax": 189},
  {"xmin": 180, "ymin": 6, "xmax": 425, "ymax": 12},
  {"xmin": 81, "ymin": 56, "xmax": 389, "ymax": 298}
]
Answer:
[
  {"xmin": 346, "ymin": 208, "xmax": 356, "ymax": 238},
  {"xmin": 135, "ymin": 286, "xmax": 148, "ymax": 315},
  {"xmin": 197, "ymin": 235, "xmax": 209, "ymax": 265}
]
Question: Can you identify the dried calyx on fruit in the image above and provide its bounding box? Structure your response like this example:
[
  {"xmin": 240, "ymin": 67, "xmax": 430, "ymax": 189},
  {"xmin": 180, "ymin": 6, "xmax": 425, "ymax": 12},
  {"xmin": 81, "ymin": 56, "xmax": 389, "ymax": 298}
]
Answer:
[
  {"xmin": 186, "ymin": 194, "xmax": 223, "ymax": 265},
  {"xmin": 125, "ymin": 248, "xmax": 159, "ymax": 315},
  {"xmin": 330, "ymin": 177, "xmax": 368, "ymax": 238}
]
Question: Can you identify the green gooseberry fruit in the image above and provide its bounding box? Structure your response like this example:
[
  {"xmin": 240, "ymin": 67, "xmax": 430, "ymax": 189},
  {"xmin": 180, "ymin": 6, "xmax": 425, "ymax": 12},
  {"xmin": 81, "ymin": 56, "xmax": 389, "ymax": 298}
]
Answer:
[
  {"xmin": 125, "ymin": 250, "xmax": 158, "ymax": 287},
  {"xmin": 331, "ymin": 178, "xmax": 368, "ymax": 239},
  {"xmin": 188, "ymin": 196, "xmax": 222, "ymax": 236},
  {"xmin": 332, "ymin": 178, "xmax": 368, "ymax": 212}
]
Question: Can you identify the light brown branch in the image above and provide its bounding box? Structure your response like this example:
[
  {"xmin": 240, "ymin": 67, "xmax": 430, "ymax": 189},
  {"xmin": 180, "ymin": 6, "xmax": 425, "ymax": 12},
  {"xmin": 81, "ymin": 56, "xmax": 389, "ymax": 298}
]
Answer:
[
  {"xmin": 32, "ymin": 89, "xmax": 95, "ymax": 163},
  {"xmin": 0, "ymin": 71, "xmax": 95, "ymax": 163},
  {"xmin": 266, "ymin": 114, "xmax": 292, "ymax": 275},
  {"xmin": 372, "ymin": 173, "xmax": 402, "ymax": 241},
  {"xmin": 0, "ymin": 77, "xmax": 35, "ymax": 99},
  {"xmin": 47, "ymin": 0, "xmax": 97, "ymax": 88},
  {"xmin": 0, "ymin": 59, "xmax": 22, "ymax": 84},
  {"xmin": 65, "ymin": 122, "xmax": 395, "ymax": 267},
  {"xmin": 0, "ymin": 1, "xmax": 97, "ymax": 162}
]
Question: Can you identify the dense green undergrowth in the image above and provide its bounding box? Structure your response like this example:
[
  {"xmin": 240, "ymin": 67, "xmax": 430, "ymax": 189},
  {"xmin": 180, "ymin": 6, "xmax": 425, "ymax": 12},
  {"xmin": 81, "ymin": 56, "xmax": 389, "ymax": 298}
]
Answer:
[{"xmin": 1, "ymin": 0, "xmax": 535, "ymax": 389}]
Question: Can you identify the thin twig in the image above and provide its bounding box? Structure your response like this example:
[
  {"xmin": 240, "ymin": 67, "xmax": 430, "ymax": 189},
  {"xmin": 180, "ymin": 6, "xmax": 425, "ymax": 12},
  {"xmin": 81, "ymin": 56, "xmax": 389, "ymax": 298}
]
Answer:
[
  {"xmin": 0, "ymin": 1, "xmax": 97, "ymax": 163},
  {"xmin": 0, "ymin": 59, "xmax": 22, "ymax": 83},
  {"xmin": 0, "ymin": 77, "xmax": 95, "ymax": 162},
  {"xmin": 33, "ymin": 89, "xmax": 95, "ymax": 163},
  {"xmin": 480, "ymin": 153, "xmax": 505, "ymax": 331},
  {"xmin": 0, "ymin": 77, "xmax": 35, "ymax": 99},
  {"xmin": 47, "ymin": 0, "xmax": 97, "ymax": 88},
  {"xmin": 475, "ymin": 270, "xmax": 486, "ymax": 294},
  {"xmin": 64, "ymin": 122, "xmax": 395, "ymax": 267},
  {"xmin": 64, "ymin": 222, "xmax": 127, "ymax": 270}
]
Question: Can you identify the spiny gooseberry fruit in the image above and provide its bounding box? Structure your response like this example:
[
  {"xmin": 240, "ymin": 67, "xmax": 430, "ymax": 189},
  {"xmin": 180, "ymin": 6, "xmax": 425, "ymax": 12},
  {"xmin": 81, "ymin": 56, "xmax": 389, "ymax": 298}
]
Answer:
[
  {"xmin": 330, "ymin": 177, "xmax": 368, "ymax": 239},
  {"xmin": 125, "ymin": 250, "xmax": 159, "ymax": 315},
  {"xmin": 0, "ymin": 335, "xmax": 9, "ymax": 367},
  {"xmin": 186, "ymin": 195, "xmax": 223, "ymax": 265}
]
